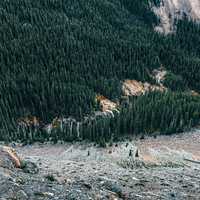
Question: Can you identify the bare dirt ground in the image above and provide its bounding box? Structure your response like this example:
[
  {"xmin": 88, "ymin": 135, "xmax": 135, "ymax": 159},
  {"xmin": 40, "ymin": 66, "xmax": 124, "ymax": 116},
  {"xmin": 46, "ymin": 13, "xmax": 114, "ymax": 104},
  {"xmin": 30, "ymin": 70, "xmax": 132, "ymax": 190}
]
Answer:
[
  {"xmin": 137, "ymin": 130, "xmax": 200, "ymax": 164},
  {"xmin": 10, "ymin": 129, "xmax": 200, "ymax": 200}
]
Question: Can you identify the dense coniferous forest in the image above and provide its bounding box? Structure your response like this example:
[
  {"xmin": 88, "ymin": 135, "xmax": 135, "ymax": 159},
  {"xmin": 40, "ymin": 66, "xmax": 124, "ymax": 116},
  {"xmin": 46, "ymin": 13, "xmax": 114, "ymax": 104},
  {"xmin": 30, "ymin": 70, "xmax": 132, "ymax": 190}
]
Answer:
[{"xmin": 0, "ymin": 0, "xmax": 200, "ymax": 142}]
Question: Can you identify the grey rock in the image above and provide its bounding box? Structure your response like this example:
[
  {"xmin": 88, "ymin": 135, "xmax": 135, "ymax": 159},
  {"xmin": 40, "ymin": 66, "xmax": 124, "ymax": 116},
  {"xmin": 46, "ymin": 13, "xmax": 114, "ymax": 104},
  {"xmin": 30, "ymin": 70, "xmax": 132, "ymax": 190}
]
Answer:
[
  {"xmin": 16, "ymin": 190, "xmax": 28, "ymax": 200},
  {"xmin": 65, "ymin": 189, "xmax": 90, "ymax": 200},
  {"xmin": 83, "ymin": 182, "xmax": 92, "ymax": 189},
  {"xmin": 22, "ymin": 161, "xmax": 39, "ymax": 174},
  {"xmin": 103, "ymin": 181, "xmax": 123, "ymax": 197}
]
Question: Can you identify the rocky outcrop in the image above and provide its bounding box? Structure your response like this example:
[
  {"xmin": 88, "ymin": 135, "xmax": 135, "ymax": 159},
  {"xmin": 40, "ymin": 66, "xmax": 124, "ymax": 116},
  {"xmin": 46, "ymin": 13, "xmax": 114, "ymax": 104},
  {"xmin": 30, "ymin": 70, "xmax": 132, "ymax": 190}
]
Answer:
[
  {"xmin": 122, "ymin": 80, "xmax": 166, "ymax": 97},
  {"xmin": 190, "ymin": 90, "xmax": 200, "ymax": 97},
  {"xmin": 0, "ymin": 146, "xmax": 21, "ymax": 169},
  {"xmin": 152, "ymin": 0, "xmax": 200, "ymax": 34},
  {"xmin": 122, "ymin": 80, "xmax": 145, "ymax": 96},
  {"xmin": 152, "ymin": 67, "xmax": 167, "ymax": 85},
  {"xmin": 96, "ymin": 95, "xmax": 118, "ymax": 112}
]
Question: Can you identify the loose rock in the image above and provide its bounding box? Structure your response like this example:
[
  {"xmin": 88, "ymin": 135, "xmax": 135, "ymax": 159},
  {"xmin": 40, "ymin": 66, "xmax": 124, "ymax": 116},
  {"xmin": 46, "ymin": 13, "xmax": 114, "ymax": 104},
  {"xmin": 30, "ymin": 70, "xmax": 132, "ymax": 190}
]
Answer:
[{"xmin": 16, "ymin": 190, "xmax": 28, "ymax": 200}]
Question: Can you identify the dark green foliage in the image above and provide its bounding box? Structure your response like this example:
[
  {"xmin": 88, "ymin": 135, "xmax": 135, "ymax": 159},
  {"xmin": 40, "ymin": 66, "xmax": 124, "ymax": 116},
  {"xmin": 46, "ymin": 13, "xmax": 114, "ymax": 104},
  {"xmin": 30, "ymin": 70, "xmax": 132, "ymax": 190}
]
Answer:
[
  {"xmin": 98, "ymin": 137, "xmax": 107, "ymax": 148},
  {"xmin": 163, "ymin": 72, "xmax": 185, "ymax": 91},
  {"xmin": 0, "ymin": 0, "xmax": 200, "ymax": 142},
  {"xmin": 45, "ymin": 174, "xmax": 56, "ymax": 182},
  {"xmin": 118, "ymin": 92, "xmax": 200, "ymax": 136},
  {"xmin": 159, "ymin": 20, "xmax": 200, "ymax": 91},
  {"xmin": 119, "ymin": 0, "xmax": 159, "ymax": 26},
  {"xmin": 34, "ymin": 92, "xmax": 200, "ymax": 143}
]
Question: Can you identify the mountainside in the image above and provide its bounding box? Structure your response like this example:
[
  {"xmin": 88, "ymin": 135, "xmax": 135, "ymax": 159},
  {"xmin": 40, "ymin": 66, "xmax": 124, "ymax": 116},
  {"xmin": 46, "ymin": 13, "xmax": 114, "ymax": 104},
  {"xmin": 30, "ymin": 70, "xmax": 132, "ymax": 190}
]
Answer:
[
  {"xmin": 0, "ymin": 0, "xmax": 200, "ymax": 143},
  {"xmin": 153, "ymin": 0, "xmax": 200, "ymax": 33}
]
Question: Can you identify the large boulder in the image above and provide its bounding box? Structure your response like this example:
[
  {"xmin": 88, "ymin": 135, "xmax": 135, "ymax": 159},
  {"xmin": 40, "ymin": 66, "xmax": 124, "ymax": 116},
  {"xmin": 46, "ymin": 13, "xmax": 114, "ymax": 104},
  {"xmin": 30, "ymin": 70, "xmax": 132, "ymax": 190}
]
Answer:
[{"xmin": 0, "ymin": 146, "xmax": 21, "ymax": 169}]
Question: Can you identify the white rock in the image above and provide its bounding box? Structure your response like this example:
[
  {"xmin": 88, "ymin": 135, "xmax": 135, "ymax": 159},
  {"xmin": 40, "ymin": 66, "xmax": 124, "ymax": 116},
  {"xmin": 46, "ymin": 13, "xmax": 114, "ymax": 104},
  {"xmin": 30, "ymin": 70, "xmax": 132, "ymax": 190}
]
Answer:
[{"xmin": 152, "ymin": 0, "xmax": 200, "ymax": 34}]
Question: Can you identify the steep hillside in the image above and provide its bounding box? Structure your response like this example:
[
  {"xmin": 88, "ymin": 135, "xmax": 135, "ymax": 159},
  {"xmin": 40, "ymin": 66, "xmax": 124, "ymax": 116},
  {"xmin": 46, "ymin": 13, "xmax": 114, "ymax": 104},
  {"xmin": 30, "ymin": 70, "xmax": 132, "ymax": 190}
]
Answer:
[
  {"xmin": 153, "ymin": 0, "xmax": 200, "ymax": 33},
  {"xmin": 0, "ymin": 0, "xmax": 200, "ymax": 142},
  {"xmin": 2, "ymin": 131, "xmax": 200, "ymax": 199}
]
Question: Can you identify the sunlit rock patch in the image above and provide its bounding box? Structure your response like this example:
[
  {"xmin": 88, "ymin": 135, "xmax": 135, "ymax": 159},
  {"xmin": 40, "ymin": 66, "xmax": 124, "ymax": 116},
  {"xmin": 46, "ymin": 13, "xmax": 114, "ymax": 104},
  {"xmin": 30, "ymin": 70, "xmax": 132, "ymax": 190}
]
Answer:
[
  {"xmin": 122, "ymin": 79, "xmax": 166, "ymax": 97},
  {"xmin": 190, "ymin": 90, "xmax": 200, "ymax": 97},
  {"xmin": 152, "ymin": 0, "xmax": 200, "ymax": 34},
  {"xmin": 122, "ymin": 80, "xmax": 145, "ymax": 96},
  {"xmin": 0, "ymin": 146, "xmax": 21, "ymax": 169},
  {"xmin": 96, "ymin": 95, "xmax": 118, "ymax": 112},
  {"xmin": 152, "ymin": 67, "xmax": 167, "ymax": 85}
]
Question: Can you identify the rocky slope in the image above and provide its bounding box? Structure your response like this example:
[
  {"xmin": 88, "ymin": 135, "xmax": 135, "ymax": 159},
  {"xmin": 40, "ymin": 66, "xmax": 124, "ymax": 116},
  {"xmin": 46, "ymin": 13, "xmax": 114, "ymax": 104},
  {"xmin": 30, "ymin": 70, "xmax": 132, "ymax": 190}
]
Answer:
[
  {"xmin": 1, "ymin": 130, "xmax": 200, "ymax": 199},
  {"xmin": 153, "ymin": 0, "xmax": 200, "ymax": 33}
]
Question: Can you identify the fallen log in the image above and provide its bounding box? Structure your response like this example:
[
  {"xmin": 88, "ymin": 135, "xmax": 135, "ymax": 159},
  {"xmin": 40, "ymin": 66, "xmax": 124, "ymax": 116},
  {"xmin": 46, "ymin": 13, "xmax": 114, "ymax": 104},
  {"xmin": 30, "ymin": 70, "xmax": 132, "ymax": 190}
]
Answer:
[
  {"xmin": 184, "ymin": 158, "xmax": 200, "ymax": 164},
  {"xmin": 0, "ymin": 146, "xmax": 21, "ymax": 168}
]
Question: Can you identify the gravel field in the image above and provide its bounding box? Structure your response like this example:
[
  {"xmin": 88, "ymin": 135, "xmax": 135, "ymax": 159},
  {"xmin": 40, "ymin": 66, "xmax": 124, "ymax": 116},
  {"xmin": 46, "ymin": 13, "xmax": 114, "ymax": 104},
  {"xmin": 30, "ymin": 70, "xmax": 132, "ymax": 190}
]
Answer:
[{"xmin": 1, "ymin": 130, "xmax": 200, "ymax": 199}]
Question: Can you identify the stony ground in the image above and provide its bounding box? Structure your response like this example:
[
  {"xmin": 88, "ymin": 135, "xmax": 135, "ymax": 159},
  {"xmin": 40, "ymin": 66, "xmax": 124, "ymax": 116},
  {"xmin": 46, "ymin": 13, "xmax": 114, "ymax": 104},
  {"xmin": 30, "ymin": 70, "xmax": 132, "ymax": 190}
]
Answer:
[{"xmin": 1, "ymin": 130, "xmax": 200, "ymax": 200}]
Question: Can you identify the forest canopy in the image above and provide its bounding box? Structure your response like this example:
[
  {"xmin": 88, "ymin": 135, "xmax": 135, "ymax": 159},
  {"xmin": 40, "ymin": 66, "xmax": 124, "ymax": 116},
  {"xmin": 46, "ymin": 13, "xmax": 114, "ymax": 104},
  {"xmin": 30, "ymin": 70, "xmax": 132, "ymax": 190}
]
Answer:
[{"xmin": 0, "ymin": 0, "xmax": 200, "ymax": 142}]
